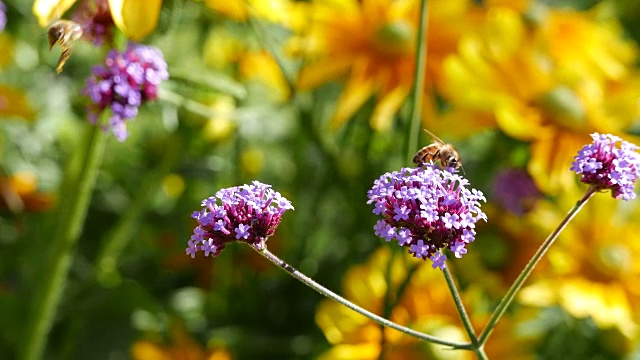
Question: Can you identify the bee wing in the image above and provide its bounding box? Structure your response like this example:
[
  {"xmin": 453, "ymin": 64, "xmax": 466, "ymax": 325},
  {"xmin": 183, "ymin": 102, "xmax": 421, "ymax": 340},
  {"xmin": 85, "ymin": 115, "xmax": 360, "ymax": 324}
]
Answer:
[{"xmin": 422, "ymin": 128, "xmax": 445, "ymax": 144}]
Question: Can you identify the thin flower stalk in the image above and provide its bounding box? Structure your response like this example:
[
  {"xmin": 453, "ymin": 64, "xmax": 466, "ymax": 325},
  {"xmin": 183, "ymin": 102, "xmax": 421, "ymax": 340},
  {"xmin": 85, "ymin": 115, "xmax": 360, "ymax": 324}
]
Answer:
[
  {"xmin": 407, "ymin": 0, "xmax": 429, "ymax": 162},
  {"xmin": 21, "ymin": 125, "xmax": 107, "ymax": 360},
  {"xmin": 442, "ymin": 266, "xmax": 477, "ymax": 341},
  {"xmin": 478, "ymin": 187, "xmax": 596, "ymax": 345},
  {"xmin": 188, "ymin": 181, "xmax": 473, "ymax": 350},
  {"xmin": 256, "ymin": 247, "xmax": 472, "ymax": 350},
  {"xmin": 479, "ymin": 133, "xmax": 639, "ymax": 345}
]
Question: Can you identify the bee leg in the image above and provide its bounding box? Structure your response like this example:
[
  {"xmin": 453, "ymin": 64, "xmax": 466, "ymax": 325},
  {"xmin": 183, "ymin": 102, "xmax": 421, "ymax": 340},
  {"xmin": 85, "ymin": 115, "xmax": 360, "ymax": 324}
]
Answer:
[{"xmin": 56, "ymin": 47, "xmax": 72, "ymax": 74}]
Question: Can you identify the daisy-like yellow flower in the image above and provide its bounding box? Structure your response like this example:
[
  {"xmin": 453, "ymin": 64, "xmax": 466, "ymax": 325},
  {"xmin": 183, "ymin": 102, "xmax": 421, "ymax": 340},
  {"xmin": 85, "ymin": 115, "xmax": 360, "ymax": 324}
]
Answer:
[
  {"xmin": 203, "ymin": 0, "xmax": 302, "ymax": 29},
  {"xmin": 33, "ymin": 0, "xmax": 161, "ymax": 40},
  {"xmin": 131, "ymin": 323, "xmax": 233, "ymax": 360},
  {"xmin": 518, "ymin": 190, "xmax": 640, "ymax": 352},
  {"xmin": 316, "ymin": 247, "xmax": 534, "ymax": 359},
  {"xmin": 438, "ymin": 5, "xmax": 640, "ymax": 194},
  {"xmin": 296, "ymin": 0, "xmax": 483, "ymax": 131}
]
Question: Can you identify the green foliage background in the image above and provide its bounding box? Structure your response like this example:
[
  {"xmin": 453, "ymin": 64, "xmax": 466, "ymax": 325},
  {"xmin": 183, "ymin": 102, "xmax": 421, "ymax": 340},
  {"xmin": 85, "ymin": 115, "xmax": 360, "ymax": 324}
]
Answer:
[{"xmin": 1, "ymin": 0, "xmax": 640, "ymax": 359}]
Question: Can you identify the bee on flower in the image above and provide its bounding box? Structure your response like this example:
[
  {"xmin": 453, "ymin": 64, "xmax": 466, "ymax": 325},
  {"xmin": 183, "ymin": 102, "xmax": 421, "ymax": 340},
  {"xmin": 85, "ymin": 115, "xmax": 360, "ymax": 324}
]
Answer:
[{"xmin": 367, "ymin": 164, "xmax": 486, "ymax": 269}]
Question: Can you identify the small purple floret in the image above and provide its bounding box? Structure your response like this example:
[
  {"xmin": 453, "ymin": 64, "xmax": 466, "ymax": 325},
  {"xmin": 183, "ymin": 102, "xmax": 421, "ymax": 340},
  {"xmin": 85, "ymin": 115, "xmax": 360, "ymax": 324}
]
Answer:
[
  {"xmin": 187, "ymin": 181, "xmax": 294, "ymax": 258},
  {"xmin": 571, "ymin": 133, "xmax": 640, "ymax": 200},
  {"xmin": 367, "ymin": 165, "xmax": 486, "ymax": 270},
  {"xmin": 83, "ymin": 43, "xmax": 169, "ymax": 142},
  {"xmin": 0, "ymin": 1, "xmax": 6, "ymax": 32}
]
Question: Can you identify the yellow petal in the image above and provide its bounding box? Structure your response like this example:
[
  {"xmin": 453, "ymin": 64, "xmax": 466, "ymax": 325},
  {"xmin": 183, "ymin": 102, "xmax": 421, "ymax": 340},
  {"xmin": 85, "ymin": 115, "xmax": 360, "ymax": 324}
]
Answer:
[
  {"xmin": 130, "ymin": 340, "xmax": 170, "ymax": 360},
  {"xmin": 204, "ymin": 0, "xmax": 246, "ymax": 20},
  {"xmin": 239, "ymin": 51, "xmax": 290, "ymax": 101},
  {"xmin": 528, "ymin": 131, "xmax": 582, "ymax": 195},
  {"xmin": 370, "ymin": 85, "xmax": 410, "ymax": 131},
  {"xmin": 297, "ymin": 58, "xmax": 352, "ymax": 90},
  {"xmin": 0, "ymin": 85, "xmax": 36, "ymax": 121},
  {"xmin": 316, "ymin": 343, "xmax": 381, "ymax": 360},
  {"xmin": 494, "ymin": 103, "xmax": 548, "ymax": 141},
  {"xmin": 32, "ymin": 0, "xmax": 78, "ymax": 27},
  {"xmin": 109, "ymin": 0, "xmax": 161, "ymax": 41},
  {"xmin": 330, "ymin": 67, "xmax": 375, "ymax": 130}
]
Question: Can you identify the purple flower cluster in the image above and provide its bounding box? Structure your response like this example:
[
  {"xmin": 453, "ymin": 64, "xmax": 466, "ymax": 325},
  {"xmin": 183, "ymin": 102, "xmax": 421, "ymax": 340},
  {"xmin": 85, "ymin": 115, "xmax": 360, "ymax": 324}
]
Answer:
[
  {"xmin": 83, "ymin": 43, "xmax": 169, "ymax": 141},
  {"xmin": 367, "ymin": 165, "xmax": 486, "ymax": 270},
  {"xmin": 571, "ymin": 133, "xmax": 640, "ymax": 200},
  {"xmin": 0, "ymin": 1, "xmax": 6, "ymax": 32},
  {"xmin": 492, "ymin": 168, "xmax": 541, "ymax": 216},
  {"xmin": 187, "ymin": 181, "xmax": 294, "ymax": 258},
  {"xmin": 72, "ymin": 0, "xmax": 114, "ymax": 46}
]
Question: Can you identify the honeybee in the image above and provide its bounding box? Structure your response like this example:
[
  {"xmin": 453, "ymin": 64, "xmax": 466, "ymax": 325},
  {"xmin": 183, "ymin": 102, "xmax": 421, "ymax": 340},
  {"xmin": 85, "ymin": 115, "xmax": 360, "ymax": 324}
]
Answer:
[
  {"xmin": 48, "ymin": 20, "xmax": 83, "ymax": 74},
  {"xmin": 413, "ymin": 129, "xmax": 463, "ymax": 170}
]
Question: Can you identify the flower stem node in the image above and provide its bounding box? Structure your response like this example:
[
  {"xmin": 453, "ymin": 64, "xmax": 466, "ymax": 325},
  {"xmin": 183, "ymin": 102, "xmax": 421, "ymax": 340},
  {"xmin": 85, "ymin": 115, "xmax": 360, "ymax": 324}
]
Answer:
[
  {"xmin": 367, "ymin": 165, "xmax": 487, "ymax": 270},
  {"xmin": 571, "ymin": 133, "xmax": 640, "ymax": 200},
  {"xmin": 187, "ymin": 181, "xmax": 294, "ymax": 258}
]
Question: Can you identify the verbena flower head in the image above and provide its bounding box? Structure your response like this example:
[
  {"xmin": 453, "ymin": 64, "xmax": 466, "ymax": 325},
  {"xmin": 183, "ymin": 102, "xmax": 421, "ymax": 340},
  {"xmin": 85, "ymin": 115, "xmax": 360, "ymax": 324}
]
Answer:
[
  {"xmin": 83, "ymin": 42, "xmax": 169, "ymax": 142},
  {"xmin": 72, "ymin": 0, "xmax": 115, "ymax": 46},
  {"xmin": 367, "ymin": 165, "xmax": 487, "ymax": 270},
  {"xmin": 187, "ymin": 181, "xmax": 294, "ymax": 258},
  {"xmin": 492, "ymin": 168, "xmax": 541, "ymax": 216},
  {"xmin": 0, "ymin": 1, "xmax": 6, "ymax": 32},
  {"xmin": 571, "ymin": 133, "xmax": 640, "ymax": 201}
]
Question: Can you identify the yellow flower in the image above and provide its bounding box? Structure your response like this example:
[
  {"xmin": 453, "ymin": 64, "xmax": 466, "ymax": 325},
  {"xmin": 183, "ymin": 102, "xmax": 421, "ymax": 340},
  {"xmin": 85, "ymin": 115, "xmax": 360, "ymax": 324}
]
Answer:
[
  {"xmin": 108, "ymin": 0, "xmax": 162, "ymax": 41},
  {"xmin": 203, "ymin": 0, "xmax": 300, "ymax": 29},
  {"xmin": 0, "ymin": 171, "xmax": 55, "ymax": 213},
  {"xmin": 33, "ymin": 0, "xmax": 78, "ymax": 26},
  {"xmin": 296, "ymin": 0, "xmax": 482, "ymax": 131},
  {"xmin": 131, "ymin": 323, "xmax": 233, "ymax": 360},
  {"xmin": 438, "ymin": 5, "xmax": 640, "ymax": 194},
  {"xmin": 316, "ymin": 247, "xmax": 533, "ymax": 359},
  {"xmin": 33, "ymin": 0, "xmax": 161, "ymax": 40},
  {"xmin": 539, "ymin": 8, "xmax": 637, "ymax": 83},
  {"xmin": 201, "ymin": 95, "xmax": 237, "ymax": 143},
  {"xmin": 0, "ymin": 85, "xmax": 36, "ymax": 121},
  {"xmin": 238, "ymin": 51, "xmax": 290, "ymax": 101}
]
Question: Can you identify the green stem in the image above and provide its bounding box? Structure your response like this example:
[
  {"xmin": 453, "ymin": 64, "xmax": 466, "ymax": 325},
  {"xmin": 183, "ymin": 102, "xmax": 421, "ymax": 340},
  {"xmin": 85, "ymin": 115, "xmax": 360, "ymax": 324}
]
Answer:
[
  {"xmin": 443, "ymin": 266, "xmax": 487, "ymax": 359},
  {"xmin": 255, "ymin": 248, "xmax": 470, "ymax": 349},
  {"xmin": 443, "ymin": 266, "xmax": 476, "ymax": 342},
  {"xmin": 21, "ymin": 125, "xmax": 107, "ymax": 360},
  {"xmin": 95, "ymin": 140, "xmax": 180, "ymax": 285},
  {"xmin": 247, "ymin": 16, "xmax": 296, "ymax": 92},
  {"xmin": 159, "ymin": 88, "xmax": 241, "ymax": 119},
  {"xmin": 477, "ymin": 187, "xmax": 597, "ymax": 345},
  {"xmin": 377, "ymin": 248, "xmax": 398, "ymax": 360},
  {"xmin": 407, "ymin": 0, "xmax": 429, "ymax": 162}
]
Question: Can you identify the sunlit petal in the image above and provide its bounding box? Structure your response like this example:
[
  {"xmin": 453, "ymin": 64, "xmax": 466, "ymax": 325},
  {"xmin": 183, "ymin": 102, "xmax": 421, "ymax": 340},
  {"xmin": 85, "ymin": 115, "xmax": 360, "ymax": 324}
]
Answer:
[
  {"xmin": 108, "ymin": 0, "xmax": 161, "ymax": 41},
  {"xmin": 33, "ymin": 0, "xmax": 78, "ymax": 27}
]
